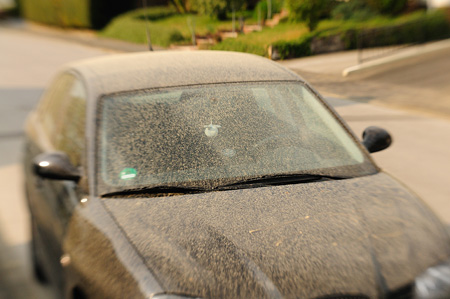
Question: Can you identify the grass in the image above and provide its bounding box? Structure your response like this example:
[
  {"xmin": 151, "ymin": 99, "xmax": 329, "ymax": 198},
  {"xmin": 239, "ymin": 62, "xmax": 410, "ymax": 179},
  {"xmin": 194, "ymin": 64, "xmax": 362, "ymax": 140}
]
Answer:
[
  {"xmin": 212, "ymin": 23, "xmax": 309, "ymax": 56},
  {"xmin": 210, "ymin": 14, "xmax": 420, "ymax": 56},
  {"xmin": 100, "ymin": 7, "xmax": 450, "ymax": 57},
  {"xmin": 100, "ymin": 7, "xmax": 235, "ymax": 47}
]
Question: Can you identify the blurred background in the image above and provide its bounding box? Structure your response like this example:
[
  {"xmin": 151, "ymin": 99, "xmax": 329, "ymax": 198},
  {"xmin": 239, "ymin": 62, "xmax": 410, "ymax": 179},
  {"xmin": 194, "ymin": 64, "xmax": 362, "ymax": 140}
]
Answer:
[{"xmin": 1, "ymin": 0, "xmax": 450, "ymax": 297}]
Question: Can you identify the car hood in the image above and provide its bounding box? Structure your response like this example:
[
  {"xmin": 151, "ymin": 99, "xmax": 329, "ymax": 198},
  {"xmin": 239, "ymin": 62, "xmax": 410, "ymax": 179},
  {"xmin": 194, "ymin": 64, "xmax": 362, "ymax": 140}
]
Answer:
[{"xmin": 102, "ymin": 172, "xmax": 450, "ymax": 298}]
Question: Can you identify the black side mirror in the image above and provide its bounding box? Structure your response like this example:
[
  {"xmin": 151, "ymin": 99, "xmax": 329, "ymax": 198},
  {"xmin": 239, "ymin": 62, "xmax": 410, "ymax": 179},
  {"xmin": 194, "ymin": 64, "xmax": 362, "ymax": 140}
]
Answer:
[
  {"xmin": 362, "ymin": 126, "xmax": 392, "ymax": 153},
  {"xmin": 33, "ymin": 152, "xmax": 81, "ymax": 181}
]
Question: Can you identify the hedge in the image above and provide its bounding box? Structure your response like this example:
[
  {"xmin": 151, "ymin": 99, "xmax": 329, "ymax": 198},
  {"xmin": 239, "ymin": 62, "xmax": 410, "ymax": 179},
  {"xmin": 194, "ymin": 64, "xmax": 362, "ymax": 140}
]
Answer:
[
  {"xmin": 270, "ymin": 33, "xmax": 315, "ymax": 59},
  {"xmin": 359, "ymin": 12, "xmax": 450, "ymax": 48},
  {"xmin": 272, "ymin": 10, "xmax": 450, "ymax": 60},
  {"xmin": 18, "ymin": 0, "xmax": 133, "ymax": 29}
]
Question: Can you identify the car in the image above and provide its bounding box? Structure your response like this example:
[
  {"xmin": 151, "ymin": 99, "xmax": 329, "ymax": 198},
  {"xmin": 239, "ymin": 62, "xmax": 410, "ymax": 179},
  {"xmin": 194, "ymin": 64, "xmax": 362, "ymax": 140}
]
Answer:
[{"xmin": 23, "ymin": 51, "xmax": 450, "ymax": 299}]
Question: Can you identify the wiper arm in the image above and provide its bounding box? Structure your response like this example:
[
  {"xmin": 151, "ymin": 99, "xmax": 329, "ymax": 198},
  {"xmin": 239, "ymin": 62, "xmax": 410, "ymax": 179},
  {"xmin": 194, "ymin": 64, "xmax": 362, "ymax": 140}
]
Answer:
[
  {"xmin": 101, "ymin": 185, "xmax": 210, "ymax": 197},
  {"xmin": 218, "ymin": 173, "xmax": 347, "ymax": 189},
  {"xmin": 101, "ymin": 174, "xmax": 347, "ymax": 197}
]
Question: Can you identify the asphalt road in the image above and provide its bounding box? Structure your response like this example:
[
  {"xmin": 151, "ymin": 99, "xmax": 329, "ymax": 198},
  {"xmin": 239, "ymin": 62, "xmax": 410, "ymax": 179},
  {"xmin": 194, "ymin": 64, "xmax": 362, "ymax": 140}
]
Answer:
[{"xmin": 1, "ymin": 26, "xmax": 450, "ymax": 298}]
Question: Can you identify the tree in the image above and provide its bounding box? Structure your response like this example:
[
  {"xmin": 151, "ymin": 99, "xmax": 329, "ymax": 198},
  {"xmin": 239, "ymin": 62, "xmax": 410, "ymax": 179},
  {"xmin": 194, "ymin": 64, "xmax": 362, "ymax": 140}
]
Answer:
[{"xmin": 286, "ymin": 0, "xmax": 327, "ymax": 31}]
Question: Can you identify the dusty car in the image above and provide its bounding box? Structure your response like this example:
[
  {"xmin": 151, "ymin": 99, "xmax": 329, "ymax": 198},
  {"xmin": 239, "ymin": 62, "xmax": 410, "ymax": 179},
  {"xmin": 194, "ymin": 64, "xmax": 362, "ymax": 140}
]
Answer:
[{"xmin": 24, "ymin": 51, "xmax": 450, "ymax": 299}]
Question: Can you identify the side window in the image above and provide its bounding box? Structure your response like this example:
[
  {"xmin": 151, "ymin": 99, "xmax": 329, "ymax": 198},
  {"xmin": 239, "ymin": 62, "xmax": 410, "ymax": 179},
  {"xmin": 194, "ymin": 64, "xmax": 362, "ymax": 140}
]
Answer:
[
  {"xmin": 39, "ymin": 74, "xmax": 75, "ymax": 145},
  {"xmin": 56, "ymin": 79, "xmax": 87, "ymax": 167}
]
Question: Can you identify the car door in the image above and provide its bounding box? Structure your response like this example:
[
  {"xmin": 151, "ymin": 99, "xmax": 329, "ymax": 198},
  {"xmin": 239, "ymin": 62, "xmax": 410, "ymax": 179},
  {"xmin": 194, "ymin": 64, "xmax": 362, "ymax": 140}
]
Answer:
[{"xmin": 24, "ymin": 71, "xmax": 88, "ymax": 293}]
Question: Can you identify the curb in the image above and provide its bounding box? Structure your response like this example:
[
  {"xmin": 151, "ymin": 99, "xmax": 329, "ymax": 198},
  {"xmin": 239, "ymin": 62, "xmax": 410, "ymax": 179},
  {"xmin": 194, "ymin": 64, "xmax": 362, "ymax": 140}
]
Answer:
[{"xmin": 342, "ymin": 38, "xmax": 450, "ymax": 77}]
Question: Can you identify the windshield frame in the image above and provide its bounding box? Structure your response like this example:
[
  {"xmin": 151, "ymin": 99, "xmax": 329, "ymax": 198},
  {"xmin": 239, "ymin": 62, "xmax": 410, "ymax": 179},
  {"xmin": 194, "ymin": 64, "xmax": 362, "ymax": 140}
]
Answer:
[{"xmin": 94, "ymin": 81, "xmax": 379, "ymax": 196}]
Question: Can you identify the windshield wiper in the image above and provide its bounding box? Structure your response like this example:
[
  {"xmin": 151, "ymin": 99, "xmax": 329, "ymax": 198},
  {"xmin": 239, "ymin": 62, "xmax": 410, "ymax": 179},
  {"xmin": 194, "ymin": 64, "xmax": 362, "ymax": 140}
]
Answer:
[
  {"xmin": 101, "ymin": 174, "xmax": 348, "ymax": 197},
  {"xmin": 101, "ymin": 185, "xmax": 211, "ymax": 198},
  {"xmin": 216, "ymin": 173, "xmax": 347, "ymax": 189}
]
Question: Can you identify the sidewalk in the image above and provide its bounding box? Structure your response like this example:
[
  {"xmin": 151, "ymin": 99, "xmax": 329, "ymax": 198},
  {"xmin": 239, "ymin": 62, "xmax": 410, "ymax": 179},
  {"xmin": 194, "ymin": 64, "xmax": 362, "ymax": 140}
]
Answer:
[
  {"xmin": 280, "ymin": 40, "xmax": 450, "ymax": 121},
  {"xmin": 279, "ymin": 38, "xmax": 450, "ymax": 78}
]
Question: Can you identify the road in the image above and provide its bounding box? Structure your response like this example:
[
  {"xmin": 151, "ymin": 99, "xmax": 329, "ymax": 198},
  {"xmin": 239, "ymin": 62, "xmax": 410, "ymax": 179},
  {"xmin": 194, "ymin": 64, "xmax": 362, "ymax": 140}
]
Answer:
[{"xmin": 1, "ymin": 26, "xmax": 450, "ymax": 298}]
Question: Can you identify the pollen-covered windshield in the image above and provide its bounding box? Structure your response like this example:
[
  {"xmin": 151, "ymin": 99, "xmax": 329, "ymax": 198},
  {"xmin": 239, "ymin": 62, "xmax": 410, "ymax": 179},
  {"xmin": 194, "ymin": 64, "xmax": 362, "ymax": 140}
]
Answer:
[{"xmin": 97, "ymin": 82, "xmax": 376, "ymax": 193}]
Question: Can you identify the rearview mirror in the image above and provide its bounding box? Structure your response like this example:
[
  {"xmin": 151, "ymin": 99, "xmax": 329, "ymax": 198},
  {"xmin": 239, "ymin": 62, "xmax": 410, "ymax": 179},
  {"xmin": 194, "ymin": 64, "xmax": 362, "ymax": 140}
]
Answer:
[
  {"xmin": 362, "ymin": 126, "xmax": 392, "ymax": 153},
  {"xmin": 33, "ymin": 152, "xmax": 81, "ymax": 181}
]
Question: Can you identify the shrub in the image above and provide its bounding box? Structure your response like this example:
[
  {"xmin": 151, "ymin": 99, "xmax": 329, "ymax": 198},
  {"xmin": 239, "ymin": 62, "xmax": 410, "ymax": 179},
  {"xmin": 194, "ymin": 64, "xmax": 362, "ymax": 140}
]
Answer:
[
  {"xmin": 191, "ymin": 0, "xmax": 228, "ymax": 20},
  {"xmin": 285, "ymin": 0, "xmax": 328, "ymax": 31},
  {"xmin": 18, "ymin": 0, "xmax": 132, "ymax": 29},
  {"xmin": 133, "ymin": 6, "xmax": 178, "ymax": 21},
  {"xmin": 271, "ymin": 33, "xmax": 314, "ymax": 59},
  {"xmin": 331, "ymin": 0, "xmax": 377, "ymax": 21},
  {"xmin": 366, "ymin": 0, "xmax": 408, "ymax": 15},
  {"xmin": 270, "ymin": 10, "xmax": 450, "ymax": 60},
  {"xmin": 359, "ymin": 10, "xmax": 450, "ymax": 48},
  {"xmin": 168, "ymin": 29, "xmax": 186, "ymax": 43}
]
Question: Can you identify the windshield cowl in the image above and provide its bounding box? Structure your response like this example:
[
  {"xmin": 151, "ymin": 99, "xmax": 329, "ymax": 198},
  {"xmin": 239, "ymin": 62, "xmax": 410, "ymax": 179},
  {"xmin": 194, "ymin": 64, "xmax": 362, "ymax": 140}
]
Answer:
[{"xmin": 100, "ymin": 173, "xmax": 351, "ymax": 198}]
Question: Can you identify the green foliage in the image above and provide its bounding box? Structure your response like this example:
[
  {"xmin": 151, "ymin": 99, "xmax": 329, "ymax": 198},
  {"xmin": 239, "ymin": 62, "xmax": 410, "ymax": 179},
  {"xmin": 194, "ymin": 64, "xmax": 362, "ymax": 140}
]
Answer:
[
  {"xmin": 358, "ymin": 10, "xmax": 450, "ymax": 48},
  {"xmin": 210, "ymin": 22, "xmax": 308, "ymax": 56},
  {"xmin": 100, "ymin": 4, "xmax": 449, "ymax": 58},
  {"xmin": 100, "ymin": 7, "xmax": 233, "ymax": 47},
  {"xmin": 285, "ymin": 0, "xmax": 328, "ymax": 31},
  {"xmin": 168, "ymin": 29, "xmax": 186, "ymax": 43},
  {"xmin": 190, "ymin": 0, "xmax": 250, "ymax": 20},
  {"xmin": 271, "ymin": 33, "xmax": 314, "ymax": 59},
  {"xmin": 331, "ymin": 0, "xmax": 377, "ymax": 21},
  {"xmin": 191, "ymin": 0, "xmax": 228, "ymax": 19},
  {"xmin": 19, "ymin": 0, "xmax": 90, "ymax": 27},
  {"xmin": 270, "ymin": 9, "xmax": 450, "ymax": 60},
  {"xmin": 170, "ymin": 0, "xmax": 188, "ymax": 14},
  {"xmin": 101, "ymin": 9, "xmax": 190, "ymax": 47},
  {"xmin": 367, "ymin": 0, "xmax": 408, "ymax": 15},
  {"xmin": 253, "ymin": 0, "xmax": 284, "ymax": 20},
  {"xmin": 133, "ymin": 6, "xmax": 178, "ymax": 21},
  {"xmin": 18, "ymin": 0, "xmax": 132, "ymax": 29},
  {"xmin": 212, "ymin": 39, "xmax": 267, "ymax": 55}
]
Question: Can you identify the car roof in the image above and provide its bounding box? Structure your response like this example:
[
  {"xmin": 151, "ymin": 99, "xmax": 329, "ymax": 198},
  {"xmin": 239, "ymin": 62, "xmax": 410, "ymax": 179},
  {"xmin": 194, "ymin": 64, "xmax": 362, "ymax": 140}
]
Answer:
[{"xmin": 66, "ymin": 51, "xmax": 302, "ymax": 97}]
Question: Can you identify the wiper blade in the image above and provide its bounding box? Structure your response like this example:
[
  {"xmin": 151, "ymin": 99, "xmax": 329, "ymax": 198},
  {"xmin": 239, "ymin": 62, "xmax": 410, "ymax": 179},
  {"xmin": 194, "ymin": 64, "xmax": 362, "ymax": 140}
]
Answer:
[
  {"xmin": 101, "ymin": 174, "xmax": 348, "ymax": 197},
  {"xmin": 218, "ymin": 173, "xmax": 347, "ymax": 189},
  {"xmin": 101, "ymin": 185, "xmax": 210, "ymax": 197}
]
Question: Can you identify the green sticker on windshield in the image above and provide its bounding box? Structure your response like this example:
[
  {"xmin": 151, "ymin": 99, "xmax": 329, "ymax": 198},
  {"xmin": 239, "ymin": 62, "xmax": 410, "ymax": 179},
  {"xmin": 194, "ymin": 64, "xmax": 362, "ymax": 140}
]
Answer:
[{"xmin": 120, "ymin": 168, "xmax": 137, "ymax": 180}]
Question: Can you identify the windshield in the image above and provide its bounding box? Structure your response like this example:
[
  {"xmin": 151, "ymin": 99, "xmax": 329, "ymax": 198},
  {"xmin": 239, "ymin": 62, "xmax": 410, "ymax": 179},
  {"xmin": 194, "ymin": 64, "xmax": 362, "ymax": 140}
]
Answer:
[{"xmin": 97, "ymin": 82, "xmax": 376, "ymax": 194}]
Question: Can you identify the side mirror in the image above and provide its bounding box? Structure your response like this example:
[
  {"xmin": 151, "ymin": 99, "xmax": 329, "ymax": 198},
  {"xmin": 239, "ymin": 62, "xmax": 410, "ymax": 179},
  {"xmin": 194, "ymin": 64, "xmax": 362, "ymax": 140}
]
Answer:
[
  {"xmin": 362, "ymin": 126, "xmax": 392, "ymax": 153},
  {"xmin": 33, "ymin": 152, "xmax": 81, "ymax": 181}
]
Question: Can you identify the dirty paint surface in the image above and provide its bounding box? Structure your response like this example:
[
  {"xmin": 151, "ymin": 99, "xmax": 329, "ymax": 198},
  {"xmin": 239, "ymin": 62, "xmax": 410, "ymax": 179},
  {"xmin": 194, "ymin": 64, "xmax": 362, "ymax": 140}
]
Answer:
[
  {"xmin": 102, "ymin": 172, "xmax": 450, "ymax": 298},
  {"xmin": 24, "ymin": 51, "xmax": 450, "ymax": 298}
]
